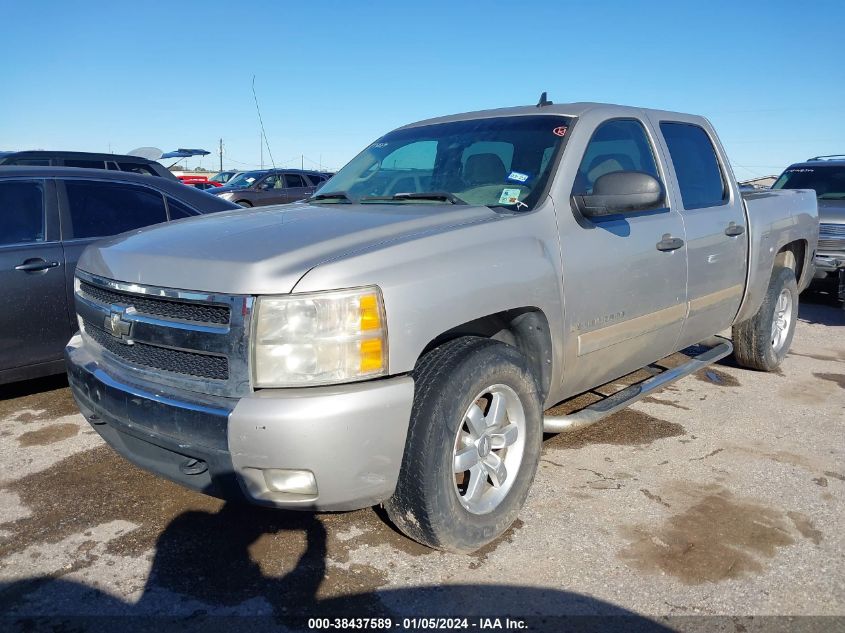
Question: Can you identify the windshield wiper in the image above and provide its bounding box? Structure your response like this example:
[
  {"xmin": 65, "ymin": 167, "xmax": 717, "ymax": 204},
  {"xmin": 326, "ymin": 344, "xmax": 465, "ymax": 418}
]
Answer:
[
  {"xmin": 308, "ymin": 191, "xmax": 352, "ymax": 203},
  {"xmin": 360, "ymin": 191, "xmax": 467, "ymax": 205}
]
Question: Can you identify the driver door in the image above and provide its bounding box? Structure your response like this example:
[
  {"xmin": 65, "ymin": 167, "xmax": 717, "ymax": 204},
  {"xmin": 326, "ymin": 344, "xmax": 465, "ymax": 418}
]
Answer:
[{"xmin": 558, "ymin": 118, "xmax": 688, "ymax": 395}]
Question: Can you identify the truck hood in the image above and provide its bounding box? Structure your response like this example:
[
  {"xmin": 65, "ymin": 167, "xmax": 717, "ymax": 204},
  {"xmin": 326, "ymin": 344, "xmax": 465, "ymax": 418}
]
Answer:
[
  {"xmin": 818, "ymin": 199, "xmax": 845, "ymax": 224},
  {"xmin": 77, "ymin": 202, "xmax": 499, "ymax": 294}
]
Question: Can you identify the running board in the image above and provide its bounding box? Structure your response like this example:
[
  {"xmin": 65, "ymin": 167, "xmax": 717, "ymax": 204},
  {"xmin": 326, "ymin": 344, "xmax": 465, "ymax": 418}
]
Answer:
[{"xmin": 543, "ymin": 336, "xmax": 733, "ymax": 433}]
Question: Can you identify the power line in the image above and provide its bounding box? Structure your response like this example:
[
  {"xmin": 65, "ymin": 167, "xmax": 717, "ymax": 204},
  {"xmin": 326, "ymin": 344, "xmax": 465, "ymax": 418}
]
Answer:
[{"xmin": 251, "ymin": 75, "xmax": 276, "ymax": 170}]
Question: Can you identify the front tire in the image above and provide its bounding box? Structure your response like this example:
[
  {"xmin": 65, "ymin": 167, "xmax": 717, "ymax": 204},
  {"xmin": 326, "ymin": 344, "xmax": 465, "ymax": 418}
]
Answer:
[
  {"xmin": 384, "ymin": 337, "xmax": 542, "ymax": 553},
  {"xmin": 732, "ymin": 266, "xmax": 798, "ymax": 371},
  {"xmin": 236, "ymin": 200, "xmax": 253, "ymax": 207}
]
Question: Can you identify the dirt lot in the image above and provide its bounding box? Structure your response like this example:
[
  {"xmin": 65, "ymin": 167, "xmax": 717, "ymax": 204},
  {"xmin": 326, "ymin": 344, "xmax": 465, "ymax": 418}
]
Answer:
[{"xmin": 0, "ymin": 294, "xmax": 842, "ymax": 628}]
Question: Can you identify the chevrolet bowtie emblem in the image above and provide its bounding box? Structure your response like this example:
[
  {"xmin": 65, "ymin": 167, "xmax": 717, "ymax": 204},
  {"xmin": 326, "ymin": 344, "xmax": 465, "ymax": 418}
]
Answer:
[{"xmin": 104, "ymin": 308, "xmax": 133, "ymax": 342}]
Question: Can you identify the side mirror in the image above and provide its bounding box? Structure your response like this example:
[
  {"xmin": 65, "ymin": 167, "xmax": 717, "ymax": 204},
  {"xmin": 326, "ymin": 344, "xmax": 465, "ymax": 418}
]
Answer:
[{"xmin": 573, "ymin": 171, "xmax": 664, "ymax": 217}]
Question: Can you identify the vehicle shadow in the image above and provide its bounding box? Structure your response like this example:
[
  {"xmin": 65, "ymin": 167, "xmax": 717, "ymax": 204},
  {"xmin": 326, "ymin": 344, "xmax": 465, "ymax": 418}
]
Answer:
[
  {"xmin": 0, "ymin": 501, "xmax": 673, "ymax": 632},
  {"xmin": 798, "ymin": 289, "xmax": 845, "ymax": 326},
  {"xmin": 0, "ymin": 374, "xmax": 68, "ymax": 401}
]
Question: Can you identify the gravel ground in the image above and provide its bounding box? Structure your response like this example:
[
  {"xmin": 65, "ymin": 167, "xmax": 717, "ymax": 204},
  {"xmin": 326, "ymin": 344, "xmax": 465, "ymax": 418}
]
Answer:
[{"xmin": 0, "ymin": 293, "xmax": 842, "ymax": 630}]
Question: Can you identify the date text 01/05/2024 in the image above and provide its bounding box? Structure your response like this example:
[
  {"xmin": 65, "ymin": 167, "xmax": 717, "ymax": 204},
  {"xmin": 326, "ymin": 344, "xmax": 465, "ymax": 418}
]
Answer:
[{"xmin": 306, "ymin": 617, "xmax": 528, "ymax": 630}]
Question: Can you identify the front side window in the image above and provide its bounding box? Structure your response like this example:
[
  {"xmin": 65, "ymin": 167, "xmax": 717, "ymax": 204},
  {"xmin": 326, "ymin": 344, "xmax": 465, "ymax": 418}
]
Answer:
[
  {"xmin": 258, "ymin": 174, "xmax": 284, "ymax": 190},
  {"xmin": 65, "ymin": 181, "xmax": 168, "ymax": 239},
  {"xmin": 660, "ymin": 122, "xmax": 727, "ymax": 209},
  {"xmin": 572, "ymin": 119, "xmax": 660, "ymax": 195},
  {"xmin": 773, "ymin": 165, "xmax": 845, "ymax": 200},
  {"xmin": 0, "ymin": 181, "xmax": 44, "ymax": 246},
  {"xmin": 317, "ymin": 115, "xmax": 572, "ymax": 210}
]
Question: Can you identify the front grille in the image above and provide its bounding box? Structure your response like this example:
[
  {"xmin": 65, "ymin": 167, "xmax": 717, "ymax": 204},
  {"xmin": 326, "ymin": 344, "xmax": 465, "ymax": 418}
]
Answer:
[
  {"xmin": 819, "ymin": 224, "xmax": 845, "ymax": 251},
  {"xmin": 86, "ymin": 321, "xmax": 229, "ymax": 380},
  {"xmin": 79, "ymin": 281, "xmax": 230, "ymax": 325}
]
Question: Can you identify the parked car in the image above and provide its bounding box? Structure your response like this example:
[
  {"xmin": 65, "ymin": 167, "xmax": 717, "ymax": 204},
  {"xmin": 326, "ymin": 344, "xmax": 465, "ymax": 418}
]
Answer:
[
  {"xmin": 772, "ymin": 155, "xmax": 845, "ymax": 300},
  {"xmin": 208, "ymin": 169, "xmax": 331, "ymax": 207},
  {"xmin": 189, "ymin": 181, "xmax": 222, "ymax": 191},
  {"xmin": 65, "ymin": 101, "xmax": 817, "ymax": 553},
  {"xmin": 0, "ymin": 167, "xmax": 240, "ymax": 385},
  {"xmin": 177, "ymin": 175, "xmax": 222, "ymax": 187},
  {"xmin": 209, "ymin": 170, "xmax": 239, "ymax": 184},
  {"xmin": 0, "ymin": 150, "xmax": 175, "ymax": 180}
]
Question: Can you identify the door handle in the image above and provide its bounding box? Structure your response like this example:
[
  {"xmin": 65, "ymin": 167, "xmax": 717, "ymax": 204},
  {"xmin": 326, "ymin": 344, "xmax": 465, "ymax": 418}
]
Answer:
[
  {"xmin": 656, "ymin": 234, "xmax": 684, "ymax": 252},
  {"xmin": 725, "ymin": 222, "xmax": 745, "ymax": 237},
  {"xmin": 15, "ymin": 258, "xmax": 60, "ymax": 273}
]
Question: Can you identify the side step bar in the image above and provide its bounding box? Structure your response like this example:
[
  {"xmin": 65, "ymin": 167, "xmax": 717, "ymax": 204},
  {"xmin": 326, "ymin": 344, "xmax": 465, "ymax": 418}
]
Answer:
[{"xmin": 543, "ymin": 335, "xmax": 733, "ymax": 433}]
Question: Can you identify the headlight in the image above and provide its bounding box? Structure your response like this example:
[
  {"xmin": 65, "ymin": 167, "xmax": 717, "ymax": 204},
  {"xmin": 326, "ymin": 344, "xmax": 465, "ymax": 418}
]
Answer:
[
  {"xmin": 217, "ymin": 191, "xmax": 235, "ymax": 200},
  {"xmin": 252, "ymin": 286, "xmax": 387, "ymax": 387}
]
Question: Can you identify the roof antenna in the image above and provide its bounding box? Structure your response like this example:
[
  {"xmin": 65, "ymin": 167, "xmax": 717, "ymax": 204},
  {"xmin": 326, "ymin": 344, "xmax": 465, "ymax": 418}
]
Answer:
[{"xmin": 536, "ymin": 91, "xmax": 553, "ymax": 108}]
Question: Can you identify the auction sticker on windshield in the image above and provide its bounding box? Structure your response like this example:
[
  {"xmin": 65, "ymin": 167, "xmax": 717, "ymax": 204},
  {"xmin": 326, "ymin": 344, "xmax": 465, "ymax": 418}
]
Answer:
[{"xmin": 499, "ymin": 188, "xmax": 522, "ymax": 204}]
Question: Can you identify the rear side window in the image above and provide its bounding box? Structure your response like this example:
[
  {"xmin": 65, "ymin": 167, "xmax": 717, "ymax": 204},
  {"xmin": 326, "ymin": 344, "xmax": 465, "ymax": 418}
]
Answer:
[
  {"xmin": 166, "ymin": 197, "xmax": 196, "ymax": 219},
  {"xmin": 118, "ymin": 162, "xmax": 157, "ymax": 176},
  {"xmin": 572, "ymin": 119, "xmax": 660, "ymax": 195},
  {"xmin": 660, "ymin": 122, "xmax": 727, "ymax": 209},
  {"xmin": 0, "ymin": 181, "xmax": 44, "ymax": 246},
  {"xmin": 65, "ymin": 181, "xmax": 168, "ymax": 239},
  {"xmin": 64, "ymin": 159, "xmax": 107, "ymax": 169},
  {"xmin": 305, "ymin": 174, "xmax": 325, "ymax": 186},
  {"xmin": 284, "ymin": 174, "xmax": 308, "ymax": 188}
]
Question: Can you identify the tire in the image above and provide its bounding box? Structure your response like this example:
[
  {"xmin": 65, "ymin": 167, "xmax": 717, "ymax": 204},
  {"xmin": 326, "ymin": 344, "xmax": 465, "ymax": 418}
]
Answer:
[
  {"xmin": 732, "ymin": 266, "xmax": 798, "ymax": 371},
  {"xmin": 384, "ymin": 337, "xmax": 542, "ymax": 553},
  {"xmin": 236, "ymin": 200, "xmax": 252, "ymax": 207}
]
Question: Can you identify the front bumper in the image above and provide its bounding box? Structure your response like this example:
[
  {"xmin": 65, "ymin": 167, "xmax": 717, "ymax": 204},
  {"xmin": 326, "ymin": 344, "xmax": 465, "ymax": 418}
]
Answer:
[
  {"xmin": 66, "ymin": 334, "xmax": 415, "ymax": 511},
  {"xmin": 814, "ymin": 254, "xmax": 844, "ymax": 274}
]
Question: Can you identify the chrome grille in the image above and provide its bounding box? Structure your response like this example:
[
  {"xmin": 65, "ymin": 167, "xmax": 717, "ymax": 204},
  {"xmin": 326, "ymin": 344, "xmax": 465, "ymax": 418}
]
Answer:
[
  {"xmin": 819, "ymin": 223, "xmax": 845, "ymax": 251},
  {"xmin": 75, "ymin": 271, "xmax": 253, "ymax": 398},
  {"xmin": 79, "ymin": 281, "xmax": 231, "ymax": 324},
  {"xmin": 85, "ymin": 322, "xmax": 229, "ymax": 380}
]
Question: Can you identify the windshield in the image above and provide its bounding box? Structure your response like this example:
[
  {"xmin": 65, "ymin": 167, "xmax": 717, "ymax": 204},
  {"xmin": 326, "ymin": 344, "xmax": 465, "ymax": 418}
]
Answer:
[
  {"xmin": 209, "ymin": 171, "xmax": 234, "ymax": 183},
  {"xmin": 226, "ymin": 170, "xmax": 266, "ymax": 188},
  {"xmin": 772, "ymin": 165, "xmax": 845, "ymax": 200},
  {"xmin": 315, "ymin": 115, "xmax": 572, "ymax": 210}
]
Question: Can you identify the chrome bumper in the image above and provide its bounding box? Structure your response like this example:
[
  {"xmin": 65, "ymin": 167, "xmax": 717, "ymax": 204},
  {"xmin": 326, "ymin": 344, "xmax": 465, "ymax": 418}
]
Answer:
[{"xmin": 66, "ymin": 334, "xmax": 415, "ymax": 511}]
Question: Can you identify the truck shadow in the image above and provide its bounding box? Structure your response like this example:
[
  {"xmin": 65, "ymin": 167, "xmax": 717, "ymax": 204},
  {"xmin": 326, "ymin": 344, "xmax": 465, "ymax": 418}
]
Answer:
[{"xmin": 0, "ymin": 501, "xmax": 672, "ymax": 632}]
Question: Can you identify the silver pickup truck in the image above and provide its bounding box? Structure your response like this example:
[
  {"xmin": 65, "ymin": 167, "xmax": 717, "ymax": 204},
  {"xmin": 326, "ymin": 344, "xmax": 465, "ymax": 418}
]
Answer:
[{"xmin": 66, "ymin": 101, "xmax": 818, "ymax": 553}]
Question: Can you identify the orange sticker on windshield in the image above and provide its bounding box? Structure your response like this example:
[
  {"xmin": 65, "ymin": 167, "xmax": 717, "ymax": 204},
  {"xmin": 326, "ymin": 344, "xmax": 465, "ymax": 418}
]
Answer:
[{"xmin": 553, "ymin": 126, "xmax": 568, "ymax": 137}]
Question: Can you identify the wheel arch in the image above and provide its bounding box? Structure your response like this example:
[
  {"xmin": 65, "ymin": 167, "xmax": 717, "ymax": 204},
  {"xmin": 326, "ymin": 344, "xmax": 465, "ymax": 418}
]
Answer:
[
  {"xmin": 417, "ymin": 307, "xmax": 553, "ymax": 402},
  {"xmin": 775, "ymin": 239, "xmax": 808, "ymax": 289}
]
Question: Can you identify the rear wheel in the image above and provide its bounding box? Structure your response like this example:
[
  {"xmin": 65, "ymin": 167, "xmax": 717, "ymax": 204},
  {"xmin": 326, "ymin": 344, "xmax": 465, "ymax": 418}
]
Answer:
[
  {"xmin": 384, "ymin": 337, "xmax": 542, "ymax": 553},
  {"xmin": 732, "ymin": 266, "xmax": 798, "ymax": 371}
]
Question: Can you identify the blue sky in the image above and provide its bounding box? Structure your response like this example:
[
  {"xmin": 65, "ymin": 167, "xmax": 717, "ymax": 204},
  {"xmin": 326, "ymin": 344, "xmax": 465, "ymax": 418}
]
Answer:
[{"xmin": 1, "ymin": 0, "xmax": 843, "ymax": 180}]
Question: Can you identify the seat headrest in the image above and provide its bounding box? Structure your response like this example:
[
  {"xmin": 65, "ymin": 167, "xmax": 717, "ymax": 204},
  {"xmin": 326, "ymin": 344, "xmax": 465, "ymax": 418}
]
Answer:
[{"xmin": 464, "ymin": 153, "xmax": 506, "ymax": 186}]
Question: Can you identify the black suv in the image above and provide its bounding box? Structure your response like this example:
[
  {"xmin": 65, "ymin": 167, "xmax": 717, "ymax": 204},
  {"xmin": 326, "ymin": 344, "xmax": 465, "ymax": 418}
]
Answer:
[
  {"xmin": 0, "ymin": 166, "xmax": 240, "ymax": 384},
  {"xmin": 0, "ymin": 150, "xmax": 175, "ymax": 180}
]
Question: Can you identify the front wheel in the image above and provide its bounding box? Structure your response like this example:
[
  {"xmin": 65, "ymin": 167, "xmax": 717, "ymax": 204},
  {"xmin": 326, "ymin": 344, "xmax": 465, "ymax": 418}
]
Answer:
[
  {"xmin": 732, "ymin": 266, "xmax": 798, "ymax": 371},
  {"xmin": 384, "ymin": 337, "xmax": 542, "ymax": 553}
]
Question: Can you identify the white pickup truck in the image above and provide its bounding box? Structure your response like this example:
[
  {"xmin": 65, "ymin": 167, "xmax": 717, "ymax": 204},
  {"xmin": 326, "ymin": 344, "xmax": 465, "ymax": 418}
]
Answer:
[{"xmin": 66, "ymin": 100, "xmax": 818, "ymax": 552}]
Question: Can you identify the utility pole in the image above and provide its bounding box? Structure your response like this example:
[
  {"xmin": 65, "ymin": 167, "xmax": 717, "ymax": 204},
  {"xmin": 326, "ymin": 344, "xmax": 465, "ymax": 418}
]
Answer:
[
  {"xmin": 301, "ymin": 154, "xmax": 304, "ymax": 170},
  {"xmin": 219, "ymin": 138, "xmax": 223, "ymax": 172}
]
